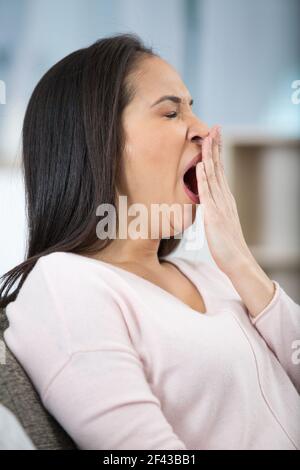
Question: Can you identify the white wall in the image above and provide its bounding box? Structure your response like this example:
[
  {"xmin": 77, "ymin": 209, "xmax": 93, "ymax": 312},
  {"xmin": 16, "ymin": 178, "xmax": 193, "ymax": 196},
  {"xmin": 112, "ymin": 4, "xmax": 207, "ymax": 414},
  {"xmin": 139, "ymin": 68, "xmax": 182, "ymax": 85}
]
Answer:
[{"xmin": 0, "ymin": 167, "xmax": 26, "ymax": 274}]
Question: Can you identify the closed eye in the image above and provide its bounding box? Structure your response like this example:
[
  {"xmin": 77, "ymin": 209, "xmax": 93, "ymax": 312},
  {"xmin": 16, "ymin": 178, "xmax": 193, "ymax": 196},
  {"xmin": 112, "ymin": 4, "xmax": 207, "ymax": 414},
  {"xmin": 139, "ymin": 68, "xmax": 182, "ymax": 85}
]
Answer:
[{"xmin": 165, "ymin": 112, "xmax": 178, "ymax": 119}]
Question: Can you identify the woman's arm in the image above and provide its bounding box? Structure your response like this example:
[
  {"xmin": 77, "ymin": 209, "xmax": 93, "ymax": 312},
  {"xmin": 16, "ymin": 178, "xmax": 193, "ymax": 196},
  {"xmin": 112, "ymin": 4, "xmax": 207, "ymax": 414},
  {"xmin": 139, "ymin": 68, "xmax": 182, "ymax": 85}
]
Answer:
[
  {"xmin": 41, "ymin": 347, "xmax": 187, "ymax": 450},
  {"xmin": 225, "ymin": 256, "xmax": 276, "ymax": 319},
  {"xmin": 4, "ymin": 254, "xmax": 187, "ymax": 450},
  {"xmin": 195, "ymin": 127, "xmax": 300, "ymax": 392},
  {"xmin": 227, "ymin": 258, "xmax": 300, "ymax": 393}
]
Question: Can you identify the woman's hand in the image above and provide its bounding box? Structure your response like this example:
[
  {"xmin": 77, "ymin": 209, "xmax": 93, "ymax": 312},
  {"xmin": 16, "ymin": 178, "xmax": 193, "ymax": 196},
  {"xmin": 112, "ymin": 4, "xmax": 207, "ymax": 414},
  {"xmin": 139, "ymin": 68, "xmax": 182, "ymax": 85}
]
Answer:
[
  {"xmin": 196, "ymin": 125, "xmax": 254, "ymax": 276},
  {"xmin": 196, "ymin": 126, "xmax": 275, "ymax": 318}
]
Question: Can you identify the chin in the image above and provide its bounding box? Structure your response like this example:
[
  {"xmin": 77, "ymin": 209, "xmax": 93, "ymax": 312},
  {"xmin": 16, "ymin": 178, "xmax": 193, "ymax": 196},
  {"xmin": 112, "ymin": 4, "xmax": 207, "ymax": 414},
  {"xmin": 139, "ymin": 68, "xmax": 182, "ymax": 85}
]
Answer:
[{"xmin": 167, "ymin": 202, "xmax": 197, "ymax": 236}]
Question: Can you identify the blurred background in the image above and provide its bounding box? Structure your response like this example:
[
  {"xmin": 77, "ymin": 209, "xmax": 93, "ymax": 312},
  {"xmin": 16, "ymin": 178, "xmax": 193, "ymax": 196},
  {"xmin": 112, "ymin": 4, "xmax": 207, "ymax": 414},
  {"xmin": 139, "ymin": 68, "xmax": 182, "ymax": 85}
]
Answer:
[{"xmin": 0, "ymin": 0, "xmax": 300, "ymax": 300}]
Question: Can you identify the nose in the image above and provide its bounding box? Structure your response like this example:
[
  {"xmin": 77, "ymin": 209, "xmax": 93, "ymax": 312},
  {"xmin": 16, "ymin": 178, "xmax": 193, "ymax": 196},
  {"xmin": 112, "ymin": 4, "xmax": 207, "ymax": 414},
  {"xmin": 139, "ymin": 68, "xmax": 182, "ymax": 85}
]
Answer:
[{"xmin": 186, "ymin": 118, "xmax": 210, "ymax": 146}]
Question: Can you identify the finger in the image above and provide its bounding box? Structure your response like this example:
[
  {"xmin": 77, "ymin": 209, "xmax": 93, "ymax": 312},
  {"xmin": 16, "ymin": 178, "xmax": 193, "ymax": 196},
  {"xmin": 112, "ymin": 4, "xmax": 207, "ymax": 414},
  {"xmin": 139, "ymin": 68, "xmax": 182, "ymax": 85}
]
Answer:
[
  {"xmin": 213, "ymin": 127, "xmax": 235, "ymax": 200},
  {"xmin": 216, "ymin": 125, "xmax": 223, "ymax": 155},
  {"xmin": 212, "ymin": 127, "xmax": 225, "ymax": 186},
  {"xmin": 203, "ymin": 157, "xmax": 223, "ymax": 206},
  {"xmin": 201, "ymin": 134, "xmax": 212, "ymax": 162},
  {"xmin": 210, "ymin": 126, "xmax": 220, "ymax": 166},
  {"xmin": 206, "ymin": 126, "xmax": 224, "ymax": 188},
  {"xmin": 196, "ymin": 161, "xmax": 215, "ymax": 208},
  {"xmin": 205, "ymin": 129, "xmax": 236, "ymax": 211},
  {"xmin": 202, "ymin": 137, "xmax": 221, "ymax": 203}
]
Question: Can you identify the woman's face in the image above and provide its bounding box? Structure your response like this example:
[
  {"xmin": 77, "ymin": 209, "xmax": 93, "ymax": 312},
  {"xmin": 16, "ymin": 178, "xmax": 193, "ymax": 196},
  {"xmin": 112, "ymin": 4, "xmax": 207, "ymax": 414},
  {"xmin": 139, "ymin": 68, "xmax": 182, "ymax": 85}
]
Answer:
[{"xmin": 118, "ymin": 55, "xmax": 210, "ymax": 237}]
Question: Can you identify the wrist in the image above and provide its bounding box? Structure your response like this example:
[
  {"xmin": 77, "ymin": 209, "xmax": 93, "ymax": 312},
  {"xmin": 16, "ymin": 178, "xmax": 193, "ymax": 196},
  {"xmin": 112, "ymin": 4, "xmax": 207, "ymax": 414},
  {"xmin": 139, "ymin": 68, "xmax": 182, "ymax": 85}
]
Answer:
[
  {"xmin": 225, "ymin": 255, "xmax": 276, "ymax": 318},
  {"xmin": 222, "ymin": 250, "xmax": 256, "ymax": 279}
]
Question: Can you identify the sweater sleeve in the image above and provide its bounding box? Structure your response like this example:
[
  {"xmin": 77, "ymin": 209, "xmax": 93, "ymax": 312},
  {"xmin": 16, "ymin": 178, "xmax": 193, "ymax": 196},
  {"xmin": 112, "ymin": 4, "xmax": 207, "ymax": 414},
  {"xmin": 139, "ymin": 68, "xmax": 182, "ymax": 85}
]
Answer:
[
  {"xmin": 248, "ymin": 280, "xmax": 300, "ymax": 393},
  {"xmin": 4, "ymin": 254, "xmax": 187, "ymax": 451},
  {"xmin": 42, "ymin": 348, "xmax": 187, "ymax": 450}
]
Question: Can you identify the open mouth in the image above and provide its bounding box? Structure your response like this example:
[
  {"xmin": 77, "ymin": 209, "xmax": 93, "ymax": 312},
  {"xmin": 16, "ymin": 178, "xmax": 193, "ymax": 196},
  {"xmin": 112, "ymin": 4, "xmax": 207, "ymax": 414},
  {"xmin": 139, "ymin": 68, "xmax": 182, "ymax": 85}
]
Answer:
[
  {"xmin": 182, "ymin": 153, "xmax": 202, "ymax": 203},
  {"xmin": 183, "ymin": 165, "xmax": 199, "ymax": 196}
]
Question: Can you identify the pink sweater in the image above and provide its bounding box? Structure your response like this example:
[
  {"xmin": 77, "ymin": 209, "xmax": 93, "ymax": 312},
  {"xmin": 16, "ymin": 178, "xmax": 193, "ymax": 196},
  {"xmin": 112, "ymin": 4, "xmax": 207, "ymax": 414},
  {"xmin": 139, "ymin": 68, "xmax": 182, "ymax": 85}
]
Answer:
[{"xmin": 4, "ymin": 251, "xmax": 300, "ymax": 450}]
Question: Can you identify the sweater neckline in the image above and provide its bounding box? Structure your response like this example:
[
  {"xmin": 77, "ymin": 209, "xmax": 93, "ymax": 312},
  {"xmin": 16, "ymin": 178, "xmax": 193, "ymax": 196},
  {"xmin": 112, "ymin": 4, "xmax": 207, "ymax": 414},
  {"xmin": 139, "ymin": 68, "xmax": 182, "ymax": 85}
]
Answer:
[{"xmin": 61, "ymin": 252, "xmax": 212, "ymax": 316}]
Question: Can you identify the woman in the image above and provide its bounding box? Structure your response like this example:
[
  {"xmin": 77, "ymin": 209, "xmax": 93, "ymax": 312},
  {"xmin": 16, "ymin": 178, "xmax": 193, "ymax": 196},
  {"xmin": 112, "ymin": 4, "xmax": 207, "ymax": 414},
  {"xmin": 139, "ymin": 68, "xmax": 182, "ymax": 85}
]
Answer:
[{"xmin": 1, "ymin": 33, "xmax": 299, "ymax": 450}]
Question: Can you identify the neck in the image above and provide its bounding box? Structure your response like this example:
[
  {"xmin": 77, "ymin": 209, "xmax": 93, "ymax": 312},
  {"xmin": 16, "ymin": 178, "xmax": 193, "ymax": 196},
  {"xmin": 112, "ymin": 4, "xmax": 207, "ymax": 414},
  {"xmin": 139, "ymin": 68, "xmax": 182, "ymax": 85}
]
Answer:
[{"xmin": 93, "ymin": 237, "xmax": 164, "ymax": 270}]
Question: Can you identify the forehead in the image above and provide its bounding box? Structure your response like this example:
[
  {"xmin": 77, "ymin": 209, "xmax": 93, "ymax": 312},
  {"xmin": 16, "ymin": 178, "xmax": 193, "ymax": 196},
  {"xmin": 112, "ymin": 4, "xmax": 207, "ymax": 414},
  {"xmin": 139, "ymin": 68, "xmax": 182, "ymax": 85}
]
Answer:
[{"xmin": 132, "ymin": 56, "xmax": 191, "ymax": 105}]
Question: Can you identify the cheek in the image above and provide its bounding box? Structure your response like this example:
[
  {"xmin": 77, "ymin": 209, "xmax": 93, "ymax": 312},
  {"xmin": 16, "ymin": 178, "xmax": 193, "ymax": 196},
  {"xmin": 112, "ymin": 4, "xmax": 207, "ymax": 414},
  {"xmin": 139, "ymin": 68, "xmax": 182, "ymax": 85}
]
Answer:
[
  {"xmin": 123, "ymin": 121, "xmax": 186, "ymax": 195},
  {"xmin": 128, "ymin": 117, "xmax": 184, "ymax": 157},
  {"xmin": 139, "ymin": 132, "xmax": 184, "ymax": 172},
  {"xmin": 126, "ymin": 132, "xmax": 166, "ymax": 170}
]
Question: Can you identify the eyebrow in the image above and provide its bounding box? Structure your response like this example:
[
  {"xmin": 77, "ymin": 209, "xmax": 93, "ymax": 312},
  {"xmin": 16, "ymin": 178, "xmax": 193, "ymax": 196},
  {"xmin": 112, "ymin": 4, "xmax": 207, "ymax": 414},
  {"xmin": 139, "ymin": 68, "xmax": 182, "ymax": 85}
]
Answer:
[{"xmin": 150, "ymin": 95, "xmax": 194, "ymax": 107}]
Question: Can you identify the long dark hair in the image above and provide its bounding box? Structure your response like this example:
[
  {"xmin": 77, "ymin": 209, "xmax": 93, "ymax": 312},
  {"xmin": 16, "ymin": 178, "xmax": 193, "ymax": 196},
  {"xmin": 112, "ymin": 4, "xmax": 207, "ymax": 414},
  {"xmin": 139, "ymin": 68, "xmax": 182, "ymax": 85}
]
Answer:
[{"xmin": 0, "ymin": 33, "xmax": 181, "ymax": 309}]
